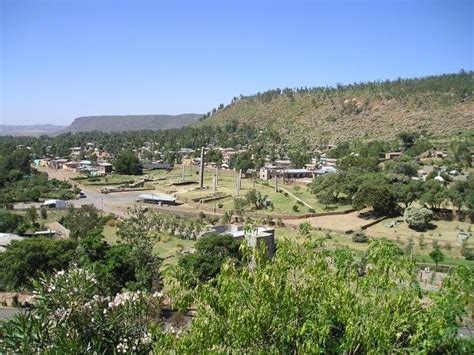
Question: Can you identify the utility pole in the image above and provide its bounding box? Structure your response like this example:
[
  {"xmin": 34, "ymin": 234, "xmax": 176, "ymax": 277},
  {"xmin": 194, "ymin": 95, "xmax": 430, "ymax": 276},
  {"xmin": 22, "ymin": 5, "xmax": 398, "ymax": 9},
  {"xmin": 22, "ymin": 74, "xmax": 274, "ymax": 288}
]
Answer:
[
  {"xmin": 275, "ymin": 174, "xmax": 279, "ymax": 193},
  {"xmin": 199, "ymin": 147, "xmax": 204, "ymax": 189}
]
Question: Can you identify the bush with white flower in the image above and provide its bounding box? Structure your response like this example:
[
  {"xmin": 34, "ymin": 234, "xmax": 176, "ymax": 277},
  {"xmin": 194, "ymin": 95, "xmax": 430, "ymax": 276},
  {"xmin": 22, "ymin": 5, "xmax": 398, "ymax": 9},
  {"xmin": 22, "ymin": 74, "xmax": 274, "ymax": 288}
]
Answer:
[{"xmin": 0, "ymin": 266, "xmax": 162, "ymax": 353}]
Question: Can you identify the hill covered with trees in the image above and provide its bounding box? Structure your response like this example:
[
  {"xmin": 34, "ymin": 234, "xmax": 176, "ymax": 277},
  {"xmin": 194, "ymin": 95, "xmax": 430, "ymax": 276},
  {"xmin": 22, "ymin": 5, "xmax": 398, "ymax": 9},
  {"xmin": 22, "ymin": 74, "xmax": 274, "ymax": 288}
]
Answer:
[
  {"xmin": 63, "ymin": 113, "xmax": 201, "ymax": 133},
  {"xmin": 200, "ymin": 71, "xmax": 473, "ymax": 144}
]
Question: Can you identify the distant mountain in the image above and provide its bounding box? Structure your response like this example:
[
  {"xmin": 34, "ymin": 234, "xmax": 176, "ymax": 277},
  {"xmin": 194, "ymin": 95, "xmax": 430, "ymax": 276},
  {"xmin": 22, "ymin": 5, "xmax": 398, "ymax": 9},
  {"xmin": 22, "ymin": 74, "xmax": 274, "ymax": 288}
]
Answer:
[
  {"xmin": 200, "ymin": 72, "xmax": 473, "ymax": 144},
  {"xmin": 63, "ymin": 114, "xmax": 201, "ymax": 133},
  {"xmin": 0, "ymin": 124, "xmax": 66, "ymax": 136}
]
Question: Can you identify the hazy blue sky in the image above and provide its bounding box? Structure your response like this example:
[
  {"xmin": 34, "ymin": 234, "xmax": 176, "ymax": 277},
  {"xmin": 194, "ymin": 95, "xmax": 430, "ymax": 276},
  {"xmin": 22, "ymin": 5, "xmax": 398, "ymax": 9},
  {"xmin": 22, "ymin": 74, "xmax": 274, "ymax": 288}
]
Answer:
[{"xmin": 1, "ymin": 0, "xmax": 472, "ymax": 125}]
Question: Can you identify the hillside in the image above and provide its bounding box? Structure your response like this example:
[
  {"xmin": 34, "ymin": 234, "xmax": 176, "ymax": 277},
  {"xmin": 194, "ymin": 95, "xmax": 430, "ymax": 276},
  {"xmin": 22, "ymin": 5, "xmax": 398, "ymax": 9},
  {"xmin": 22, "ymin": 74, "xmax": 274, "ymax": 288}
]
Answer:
[
  {"xmin": 64, "ymin": 114, "xmax": 201, "ymax": 133},
  {"xmin": 201, "ymin": 72, "xmax": 474, "ymax": 144},
  {"xmin": 0, "ymin": 124, "xmax": 66, "ymax": 136}
]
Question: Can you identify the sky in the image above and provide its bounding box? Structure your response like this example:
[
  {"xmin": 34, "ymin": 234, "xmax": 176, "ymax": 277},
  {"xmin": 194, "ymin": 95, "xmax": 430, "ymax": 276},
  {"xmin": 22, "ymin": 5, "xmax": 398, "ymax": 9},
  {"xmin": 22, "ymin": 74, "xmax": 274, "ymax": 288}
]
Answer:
[{"xmin": 1, "ymin": 0, "xmax": 472, "ymax": 125}]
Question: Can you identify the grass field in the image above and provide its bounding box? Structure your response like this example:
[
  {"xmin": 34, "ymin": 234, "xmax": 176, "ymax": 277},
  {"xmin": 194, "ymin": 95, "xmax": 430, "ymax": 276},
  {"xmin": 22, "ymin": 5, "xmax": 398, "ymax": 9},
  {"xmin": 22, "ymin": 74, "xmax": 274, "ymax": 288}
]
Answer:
[
  {"xmin": 148, "ymin": 166, "xmax": 352, "ymax": 216},
  {"xmin": 102, "ymin": 223, "xmax": 195, "ymax": 266}
]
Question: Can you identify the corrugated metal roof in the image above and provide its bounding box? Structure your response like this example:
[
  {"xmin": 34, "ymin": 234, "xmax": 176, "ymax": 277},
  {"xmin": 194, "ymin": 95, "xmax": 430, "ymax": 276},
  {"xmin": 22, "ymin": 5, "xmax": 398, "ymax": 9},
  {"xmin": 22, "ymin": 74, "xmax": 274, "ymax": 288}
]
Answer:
[{"xmin": 138, "ymin": 194, "xmax": 176, "ymax": 202}]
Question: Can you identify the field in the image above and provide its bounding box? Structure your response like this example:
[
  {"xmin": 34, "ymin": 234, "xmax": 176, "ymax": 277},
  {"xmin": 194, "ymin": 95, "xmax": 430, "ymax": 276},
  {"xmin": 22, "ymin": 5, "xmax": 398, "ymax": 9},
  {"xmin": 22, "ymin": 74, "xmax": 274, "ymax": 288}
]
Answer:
[
  {"xmin": 147, "ymin": 166, "xmax": 352, "ymax": 216},
  {"xmin": 102, "ymin": 224, "xmax": 195, "ymax": 266}
]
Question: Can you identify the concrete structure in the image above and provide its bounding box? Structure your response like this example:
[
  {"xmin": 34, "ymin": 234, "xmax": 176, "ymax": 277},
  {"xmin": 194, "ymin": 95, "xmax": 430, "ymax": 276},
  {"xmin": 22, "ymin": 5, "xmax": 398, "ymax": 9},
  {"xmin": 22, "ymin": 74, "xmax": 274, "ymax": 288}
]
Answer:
[
  {"xmin": 259, "ymin": 166, "xmax": 314, "ymax": 181},
  {"xmin": 62, "ymin": 161, "xmax": 80, "ymax": 171},
  {"xmin": 98, "ymin": 162, "xmax": 113, "ymax": 174},
  {"xmin": 199, "ymin": 224, "xmax": 276, "ymax": 257},
  {"xmin": 137, "ymin": 193, "xmax": 176, "ymax": 205},
  {"xmin": 384, "ymin": 152, "xmax": 402, "ymax": 160},
  {"xmin": 42, "ymin": 199, "xmax": 67, "ymax": 209},
  {"xmin": 49, "ymin": 159, "xmax": 69, "ymax": 169},
  {"xmin": 199, "ymin": 147, "xmax": 205, "ymax": 189}
]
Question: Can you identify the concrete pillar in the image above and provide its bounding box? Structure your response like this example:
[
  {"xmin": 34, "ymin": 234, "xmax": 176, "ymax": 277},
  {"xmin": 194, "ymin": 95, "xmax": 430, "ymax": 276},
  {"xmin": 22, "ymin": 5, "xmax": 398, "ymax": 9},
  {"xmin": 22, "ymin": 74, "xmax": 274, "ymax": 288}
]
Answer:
[{"xmin": 199, "ymin": 147, "xmax": 204, "ymax": 189}]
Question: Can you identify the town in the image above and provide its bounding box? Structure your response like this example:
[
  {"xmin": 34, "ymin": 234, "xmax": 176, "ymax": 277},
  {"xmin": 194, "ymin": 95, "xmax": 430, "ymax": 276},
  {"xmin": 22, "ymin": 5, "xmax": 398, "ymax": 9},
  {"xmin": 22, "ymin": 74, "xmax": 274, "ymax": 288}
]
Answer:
[{"xmin": 1, "ymin": 0, "xmax": 473, "ymax": 352}]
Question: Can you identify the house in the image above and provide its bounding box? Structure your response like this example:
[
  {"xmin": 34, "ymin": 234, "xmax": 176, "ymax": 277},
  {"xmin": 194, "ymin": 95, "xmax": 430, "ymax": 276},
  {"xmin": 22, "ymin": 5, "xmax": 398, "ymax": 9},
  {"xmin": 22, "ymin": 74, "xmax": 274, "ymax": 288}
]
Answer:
[
  {"xmin": 384, "ymin": 152, "xmax": 402, "ymax": 160},
  {"xmin": 62, "ymin": 161, "xmax": 80, "ymax": 171},
  {"xmin": 97, "ymin": 162, "xmax": 113, "ymax": 174},
  {"xmin": 137, "ymin": 193, "xmax": 176, "ymax": 205},
  {"xmin": 39, "ymin": 158, "xmax": 51, "ymax": 167},
  {"xmin": 49, "ymin": 159, "xmax": 69, "ymax": 169},
  {"xmin": 98, "ymin": 151, "xmax": 113, "ymax": 160},
  {"xmin": 199, "ymin": 224, "xmax": 276, "ymax": 258},
  {"xmin": 70, "ymin": 147, "xmax": 82, "ymax": 158},
  {"xmin": 259, "ymin": 166, "xmax": 314, "ymax": 180}
]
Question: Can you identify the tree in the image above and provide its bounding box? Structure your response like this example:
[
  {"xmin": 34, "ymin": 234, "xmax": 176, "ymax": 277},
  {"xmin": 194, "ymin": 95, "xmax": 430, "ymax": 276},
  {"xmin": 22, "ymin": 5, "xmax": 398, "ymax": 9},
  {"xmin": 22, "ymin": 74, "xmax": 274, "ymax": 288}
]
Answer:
[
  {"xmin": 245, "ymin": 189, "xmax": 267, "ymax": 210},
  {"xmin": 309, "ymin": 173, "xmax": 344, "ymax": 204},
  {"xmin": 62, "ymin": 205, "xmax": 103, "ymax": 240},
  {"xmin": 25, "ymin": 206, "xmax": 38, "ymax": 225},
  {"xmin": 429, "ymin": 246, "xmax": 445, "ymax": 269},
  {"xmin": 352, "ymin": 183, "xmax": 397, "ymax": 215},
  {"xmin": 384, "ymin": 156, "xmax": 419, "ymax": 177},
  {"xmin": 156, "ymin": 239, "xmax": 473, "ymax": 353},
  {"xmin": 398, "ymin": 131, "xmax": 419, "ymax": 150},
  {"xmin": 404, "ymin": 206, "xmax": 433, "ymax": 231},
  {"xmin": 288, "ymin": 150, "xmax": 310, "ymax": 168},
  {"xmin": 114, "ymin": 151, "xmax": 142, "ymax": 175},
  {"xmin": 0, "ymin": 210, "xmax": 25, "ymax": 233},
  {"xmin": 230, "ymin": 151, "xmax": 254, "ymax": 172},
  {"xmin": 177, "ymin": 234, "xmax": 241, "ymax": 287},
  {"xmin": 420, "ymin": 180, "xmax": 448, "ymax": 210},
  {"xmin": 396, "ymin": 180, "xmax": 424, "ymax": 208},
  {"xmin": 40, "ymin": 207, "xmax": 48, "ymax": 220},
  {"xmin": 116, "ymin": 208, "xmax": 163, "ymax": 291},
  {"xmin": 0, "ymin": 237, "xmax": 77, "ymax": 290},
  {"xmin": 0, "ymin": 267, "xmax": 161, "ymax": 353}
]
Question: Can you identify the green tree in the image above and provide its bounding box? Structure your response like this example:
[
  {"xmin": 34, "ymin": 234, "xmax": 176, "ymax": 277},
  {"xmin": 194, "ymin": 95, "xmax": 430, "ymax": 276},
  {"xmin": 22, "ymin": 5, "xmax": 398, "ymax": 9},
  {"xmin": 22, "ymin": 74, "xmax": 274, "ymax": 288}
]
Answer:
[
  {"xmin": 396, "ymin": 180, "xmax": 424, "ymax": 208},
  {"xmin": 62, "ymin": 205, "xmax": 103, "ymax": 240},
  {"xmin": 25, "ymin": 206, "xmax": 38, "ymax": 225},
  {"xmin": 177, "ymin": 234, "xmax": 241, "ymax": 287},
  {"xmin": 114, "ymin": 151, "xmax": 142, "ymax": 175},
  {"xmin": 0, "ymin": 267, "xmax": 161, "ymax": 353},
  {"xmin": 404, "ymin": 206, "xmax": 434, "ymax": 231},
  {"xmin": 156, "ymin": 239, "xmax": 473, "ymax": 353},
  {"xmin": 0, "ymin": 210, "xmax": 25, "ymax": 233},
  {"xmin": 352, "ymin": 183, "xmax": 397, "ymax": 215},
  {"xmin": 0, "ymin": 237, "xmax": 77, "ymax": 290},
  {"xmin": 116, "ymin": 208, "xmax": 163, "ymax": 291},
  {"xmin": 309, "ymin": 173, "xmax": 344, "ymax": 204},
  {"xmin": 420, "ymin": 180, "xmax": 448, "ymax": 210},
  {"xmin": 429, "ymin": 246, "xmax": 445, "ymax": 269}
]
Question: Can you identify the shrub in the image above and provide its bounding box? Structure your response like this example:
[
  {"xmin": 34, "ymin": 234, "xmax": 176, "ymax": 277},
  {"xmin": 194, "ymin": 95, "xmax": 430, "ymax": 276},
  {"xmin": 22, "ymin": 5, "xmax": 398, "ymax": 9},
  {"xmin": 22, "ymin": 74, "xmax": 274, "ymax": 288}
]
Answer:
[
  {"xmin": 308, "ymin": 208, "xmax": 316, "ymax": 213},
  {"xmin": 1, "ymin": 267, "xmax": 161, "ymax": 353},
  {"xmin": 40, "ymin": 207, "xmax": 48, "ymax": 220},
  {"xmin": 404, "ymin": 206, "xmax": 433, "ymax": 231},
  {"xmin": 352, "ymin": 230, "xmax": 369, "ymax": 243},
  {"xmin": 292, "ymin": 205, "xmax": 300, "ymax": 212},
  {"xmin": 217, "ymin": 203, "xmax": 224, "ymax": 209},
  {"xmin": 276, "ymin": 218, "xmax": 284, "ymax": 227}
]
